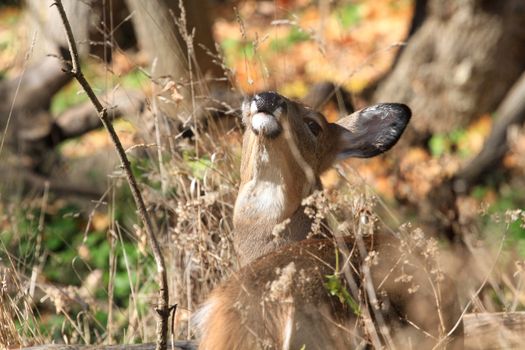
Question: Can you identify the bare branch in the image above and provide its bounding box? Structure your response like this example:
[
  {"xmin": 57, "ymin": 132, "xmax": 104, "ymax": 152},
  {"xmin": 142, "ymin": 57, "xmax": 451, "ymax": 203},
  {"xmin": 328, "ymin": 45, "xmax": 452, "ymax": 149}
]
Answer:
[{"xmin": 52, "ymin": 1, "xmax": 170, "ymax": 349}]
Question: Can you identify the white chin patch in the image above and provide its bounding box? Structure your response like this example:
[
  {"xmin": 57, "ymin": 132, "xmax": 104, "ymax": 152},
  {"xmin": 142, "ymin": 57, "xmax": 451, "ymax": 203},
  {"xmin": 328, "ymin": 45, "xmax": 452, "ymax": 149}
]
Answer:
[{"xmin": 251, "ymin": 112, "xmax": 281, "ymax": 138}]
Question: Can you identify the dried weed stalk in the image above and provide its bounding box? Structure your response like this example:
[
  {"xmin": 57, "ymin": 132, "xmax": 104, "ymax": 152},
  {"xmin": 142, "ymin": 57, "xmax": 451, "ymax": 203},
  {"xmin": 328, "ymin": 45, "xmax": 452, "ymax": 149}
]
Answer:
[{"xmin": 0, "ymin": 268, "xmax": 21, "ymax": 348}]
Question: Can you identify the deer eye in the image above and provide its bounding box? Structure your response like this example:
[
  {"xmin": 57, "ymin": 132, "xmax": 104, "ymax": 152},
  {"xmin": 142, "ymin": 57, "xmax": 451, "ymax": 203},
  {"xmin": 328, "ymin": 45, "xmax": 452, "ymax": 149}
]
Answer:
[{"xmin": 306, "ymin": 119, "xmax": 322, "ymax": 137}]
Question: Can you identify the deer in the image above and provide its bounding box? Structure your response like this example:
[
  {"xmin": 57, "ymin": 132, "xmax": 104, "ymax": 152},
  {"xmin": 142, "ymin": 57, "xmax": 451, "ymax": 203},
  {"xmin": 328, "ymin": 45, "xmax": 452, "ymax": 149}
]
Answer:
[{"xmin": 194, "ymin": 91, "xmax": 463, "ymax": 349}]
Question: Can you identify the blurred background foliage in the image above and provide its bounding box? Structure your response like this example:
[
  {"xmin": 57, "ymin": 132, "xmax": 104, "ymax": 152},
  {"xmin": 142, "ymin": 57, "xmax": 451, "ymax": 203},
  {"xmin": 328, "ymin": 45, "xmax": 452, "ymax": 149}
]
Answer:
[{"xmin": 1, "ymin": 0, "xmax": 525, "ymax": 346}]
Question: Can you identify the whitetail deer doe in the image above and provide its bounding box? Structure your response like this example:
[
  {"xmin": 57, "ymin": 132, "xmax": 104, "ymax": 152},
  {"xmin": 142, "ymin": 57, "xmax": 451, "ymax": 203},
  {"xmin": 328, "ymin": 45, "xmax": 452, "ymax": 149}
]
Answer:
[{"xmin": 195, "ymin": 92, "xmax": 463, "ymax": 349}]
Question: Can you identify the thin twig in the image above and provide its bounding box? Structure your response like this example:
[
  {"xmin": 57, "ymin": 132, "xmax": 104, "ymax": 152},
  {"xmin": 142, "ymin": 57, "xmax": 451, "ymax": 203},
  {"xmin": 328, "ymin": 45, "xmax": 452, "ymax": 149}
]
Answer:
[{"xmin": 52, "ymin": 1, "xmax": 170, "ymax": 349}]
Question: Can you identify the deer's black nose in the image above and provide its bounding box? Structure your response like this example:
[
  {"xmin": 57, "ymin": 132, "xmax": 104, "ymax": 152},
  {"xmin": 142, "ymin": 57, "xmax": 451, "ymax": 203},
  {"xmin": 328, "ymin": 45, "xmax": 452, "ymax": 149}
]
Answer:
[{"xmin": 253, "ymin": 92, "xmax": 285, "ymax": 114}]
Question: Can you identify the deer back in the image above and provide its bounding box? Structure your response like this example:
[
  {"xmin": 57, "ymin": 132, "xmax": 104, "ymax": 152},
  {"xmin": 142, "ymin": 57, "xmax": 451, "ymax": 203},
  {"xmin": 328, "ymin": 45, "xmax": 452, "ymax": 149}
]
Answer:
[{"xmin": 197, "ymin": 234, "xmax": 463, "ymax": 349}]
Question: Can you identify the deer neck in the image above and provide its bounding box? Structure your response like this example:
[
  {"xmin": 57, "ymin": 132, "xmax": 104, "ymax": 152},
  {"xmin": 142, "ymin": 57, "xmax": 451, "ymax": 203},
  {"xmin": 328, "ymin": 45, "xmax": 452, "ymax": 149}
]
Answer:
[{"xmin": 233, "ymin": 135, "xmax": 319, "ymax": 266}]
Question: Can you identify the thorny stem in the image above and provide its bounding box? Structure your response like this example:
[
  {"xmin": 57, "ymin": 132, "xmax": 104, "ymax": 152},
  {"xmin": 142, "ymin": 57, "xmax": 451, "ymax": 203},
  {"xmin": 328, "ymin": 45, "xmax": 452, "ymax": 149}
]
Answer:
[{"xmin": 53, "ymin": 1, "xmax": 170, "ymax": 349}]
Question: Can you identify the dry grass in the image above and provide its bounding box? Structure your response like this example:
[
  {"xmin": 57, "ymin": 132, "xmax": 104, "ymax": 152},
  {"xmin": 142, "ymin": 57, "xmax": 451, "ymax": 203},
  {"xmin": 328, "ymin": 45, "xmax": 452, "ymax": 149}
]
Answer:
[{"xmin": 1, "ymin": 1, "xmax": 525, "ymax": 348}]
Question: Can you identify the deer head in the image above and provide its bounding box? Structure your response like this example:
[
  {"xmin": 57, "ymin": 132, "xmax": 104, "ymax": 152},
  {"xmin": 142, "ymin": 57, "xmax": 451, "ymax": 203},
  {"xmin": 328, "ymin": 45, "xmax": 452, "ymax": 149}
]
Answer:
[{"xmin": 233, "ymin": 91, "xmax": 411, "ymax": 266}]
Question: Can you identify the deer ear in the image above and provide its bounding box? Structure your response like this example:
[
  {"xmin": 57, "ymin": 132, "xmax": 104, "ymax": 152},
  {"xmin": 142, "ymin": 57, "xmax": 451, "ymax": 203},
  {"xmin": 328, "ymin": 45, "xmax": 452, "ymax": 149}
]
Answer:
[{"xmin": 333, "ymin": 103, "xmax": 411, "ymax": 160}]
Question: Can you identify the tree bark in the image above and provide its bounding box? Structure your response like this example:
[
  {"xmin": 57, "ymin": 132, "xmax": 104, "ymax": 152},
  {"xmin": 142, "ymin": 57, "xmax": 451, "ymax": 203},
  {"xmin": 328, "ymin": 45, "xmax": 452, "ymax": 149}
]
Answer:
[
  {"xmin": 0, "ymin": 1, "xmax": 144, "ymax": 174},
  {"xmin": 1, "ymin": 0, "xmax": 97, "ymax": 171},
  {"xmin": 360, "ymin": 0, "xmax": 428, "ymax": 101},
  {"xmin": 409, "ymin": 67, "xmax": 525, "ymax": 244},
  {"xmin": 374, "ymin": 0, "xmax": 525, "ymax": 141},
  {"xmin": 0, "ymin": 57, "xmax": 71, "ymax": 170},
  {"xmin": 452, "ymin": 70, "xmax": 525, "ymax": 192},
  {"xmin": 23, "ymin": 0, "xmax": 134, "ymax": 63},
  {"xmin": 126, "ymin": 0, "xmax": 221, "ymax": 80},
  {"xmin": 390, "ymin": 0, "xmax": 428, "ymax": 69},
  {"xmin": 24, "ymin": 0, "xmax": 93, "ymax": 62},
  {"xmin": 124, "ymin": 0, "xmax": 224, "ymax": 131}
]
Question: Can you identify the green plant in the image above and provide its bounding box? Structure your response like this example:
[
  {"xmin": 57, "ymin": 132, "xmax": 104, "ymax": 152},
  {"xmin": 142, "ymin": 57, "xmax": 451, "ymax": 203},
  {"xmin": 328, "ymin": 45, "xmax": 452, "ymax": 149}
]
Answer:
[
  {"xmin": 324, "ymin": 248, "xmax": 361, "ymax": 316},
  {"xmin": 335, "ymin": 3, "xmax": 362, "ymax": 28},
  {"xmin": 269, "ymin": 26, "xmax": 310, "ymax": 52}
]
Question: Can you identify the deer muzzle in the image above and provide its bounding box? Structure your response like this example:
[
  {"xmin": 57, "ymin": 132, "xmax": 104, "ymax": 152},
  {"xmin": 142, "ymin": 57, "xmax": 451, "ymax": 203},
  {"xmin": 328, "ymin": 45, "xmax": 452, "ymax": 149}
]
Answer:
[{"xmin": 244, "ymin": 92, "xmax": 286, "ymax": 139}]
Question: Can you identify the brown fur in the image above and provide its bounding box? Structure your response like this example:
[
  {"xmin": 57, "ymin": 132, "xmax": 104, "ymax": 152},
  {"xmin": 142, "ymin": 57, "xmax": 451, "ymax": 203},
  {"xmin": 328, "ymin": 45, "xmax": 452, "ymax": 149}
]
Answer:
[
  {"xmin": 197, "ymin": 93, "xmax": 462, "ymax": 349},
  {"xmin": 233, "ymin": 102, "xmax": 332, "ymax": 266},
  {"xmin": 199, "ymin": 236, "xmax": 463, "ymax": 349}
]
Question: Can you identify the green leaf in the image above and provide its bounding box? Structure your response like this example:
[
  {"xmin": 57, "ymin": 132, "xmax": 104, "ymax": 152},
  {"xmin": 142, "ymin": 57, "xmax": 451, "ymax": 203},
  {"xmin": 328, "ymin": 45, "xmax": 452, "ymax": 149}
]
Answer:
[
  {"xmin": 183, "ymin": 152, "xmax": 213, "ymax": 180},
  {"xmin": 119, "ymin": 69, "xmax": 149, "ymax": 89},
  {"xmin": 323, "ymin": 247, "xmax": 360, "ymax": 315},
  {"xmin": 429, "ymin": 134, "xmax": 447, "ymax": 157},
  {"xmin": 114, "ymin": 271, "xmax": 133, "ymax": 300},
  {"xmin": 471, "ymin": 186, "xmax": 488, "ymax": 200},
  {"xmin": 325, "ymin": 273, "xmax": 361, "ymax": 316},
  {"xmin": 221, "ymin": 38, "xmax": 240, "ymax": 51},
  {"xmin": 336, "ymin": 3, "xmax": 362, "ymax": 28},
  {"xmin": 270, "ymin": 26, "xmax": 310, "ymax": 52},
  {"xmin": 241, "ymin": 41, "xmax": 255, "ymax": 59}
]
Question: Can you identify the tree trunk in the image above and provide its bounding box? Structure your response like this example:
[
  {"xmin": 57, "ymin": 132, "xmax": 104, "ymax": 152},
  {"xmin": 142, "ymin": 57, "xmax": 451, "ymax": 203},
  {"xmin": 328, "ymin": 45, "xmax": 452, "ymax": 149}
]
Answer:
[
  {"xmin": 0, "ymin": 0, "xmax": 139, "ymax": 173},
  {"xmin": 453, "ymin": 70, "xmax": 525, "ymax": 192},
  {"xmin": 374, "ymin": 0, "xmax": 525, "ymax": 141},
  {"xmin": 23, "ymin": 0, "xmax": 133, "ymax": 63},
  {"xmin": 390, "ymin": 0, "xmax": 427, "ymax": 69},
  {"xmin": 0, "ymin": 58, "xmax": 70, "ymax": 170},
  {"xmin": 1, "ymin": 0, "xmax": 98, "ymax": 171},
  {"xmin": 126, "ymin": 0, "xmax": 221, "ymax": 80},
  {"xmin": 24, "ymin": 0, "xmax": 93, "ymax": 62},
  {"xmin": 124, "ymin": 0, "xmax": 225, "ymax": 138}
]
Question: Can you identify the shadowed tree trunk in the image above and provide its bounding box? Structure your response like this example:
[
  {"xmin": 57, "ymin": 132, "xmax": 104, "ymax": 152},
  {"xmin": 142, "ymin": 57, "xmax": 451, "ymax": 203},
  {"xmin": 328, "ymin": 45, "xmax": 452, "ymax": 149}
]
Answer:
[
  {"xmin": 24, "ymin": 0, "xmax": 133, "ymax": 62},
  {"xmin": 417, "ymin": 70, "xmax": 525, "ymax": 244},
  {"xmin": 126, "ymin": 0, "xmax": 221, "ymax": 79},
  {"xmin": 0, "ymin": 0, "xmax": 143, "ymax": 195},
  {"xmin": 0, "ymin": 0, "xmax": 94, "ymax": 170},
  {"xmin": 24, "ymin": 0, "xmax": 92, "ymax": 61},
  {"xmin": 125, "ymin": 0, "xmax": 228, "ymax": 141},
  {"xmin": 1, "ymin": 0, "xmax": 134, "ymax": 171},
  {"xmin": 361, "ymin": 0, "xmax": 428, "ymax": 101},
  {"xmin": 374, "ymin": 0, "xmax": 525, "ymax": 142}
]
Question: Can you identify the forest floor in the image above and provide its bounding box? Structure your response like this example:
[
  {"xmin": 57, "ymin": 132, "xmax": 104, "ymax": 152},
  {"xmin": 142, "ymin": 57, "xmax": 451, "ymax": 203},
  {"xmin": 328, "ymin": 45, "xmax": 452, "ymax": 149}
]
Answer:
[{"xmin": 1, "ymin": 0, "xmax": 524, "ymax": 346}]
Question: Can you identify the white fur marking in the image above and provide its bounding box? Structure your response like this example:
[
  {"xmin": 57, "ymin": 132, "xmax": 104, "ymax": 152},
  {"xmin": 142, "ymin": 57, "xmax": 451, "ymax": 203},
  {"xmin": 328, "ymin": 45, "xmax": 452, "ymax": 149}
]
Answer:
[
  {"xmin": 250, "ymin": 100, "xmax": 258, "ymax": 114},
  {"xmin": 251, "ymin": 112, "xmax": 279, "ymax": 134},
  {"xmin": 282, "ymin": 304, "xmax": 294, "ymax": 350},
  {"xmin": 192, "ymin": 298, "xmax": 217, "ymax": 335},
  {"xmin": 236, "ymin": 179, "xmax": 286, "ymax": 220},
  {"xmin": 259, "ymin": 146, "xmax": 270, "ymax": 163},
  {"xmin": 254, "ymin": 181, "xmax": 286, "ymax": 219}
]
